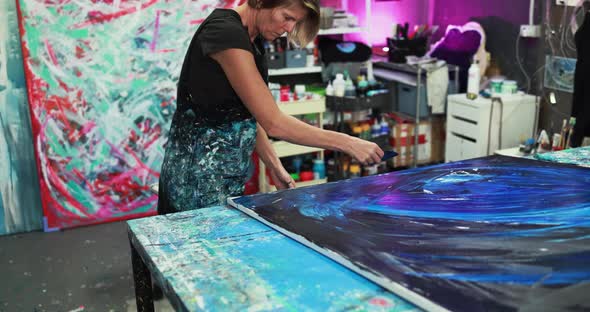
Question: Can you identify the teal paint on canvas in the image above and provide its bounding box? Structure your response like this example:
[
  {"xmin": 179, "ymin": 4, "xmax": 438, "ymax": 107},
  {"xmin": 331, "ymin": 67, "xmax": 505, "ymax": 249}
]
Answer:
[
  {"xmin": 0, "ymin": 0, "xmax": 43, "ymax": 235},
  {"xmin": 535, "ymin": 146, "xmax": 590, "ymax": 168}
]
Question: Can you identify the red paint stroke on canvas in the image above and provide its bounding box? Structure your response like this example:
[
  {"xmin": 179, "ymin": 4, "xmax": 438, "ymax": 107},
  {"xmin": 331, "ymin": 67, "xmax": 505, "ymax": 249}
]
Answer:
[{"xmin": 72, "ymin": 0, "xmax": 159, "ymax": 28}]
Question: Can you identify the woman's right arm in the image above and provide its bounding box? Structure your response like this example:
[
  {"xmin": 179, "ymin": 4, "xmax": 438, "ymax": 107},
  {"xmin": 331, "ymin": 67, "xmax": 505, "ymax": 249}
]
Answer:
[{"xmin": 210, "ymin": 49, "xmax": 383, "ymax": 165}]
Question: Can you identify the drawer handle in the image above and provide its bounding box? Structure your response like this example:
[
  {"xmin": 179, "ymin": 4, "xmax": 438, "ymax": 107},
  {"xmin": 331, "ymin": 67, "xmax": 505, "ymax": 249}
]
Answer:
[
  {"xmin": 451, "ymin": 132, "xmax": 476, "ymax": 143},
  {"xmin": 452, "ymin": 114, "xmax": 477, "ymax": 125}
]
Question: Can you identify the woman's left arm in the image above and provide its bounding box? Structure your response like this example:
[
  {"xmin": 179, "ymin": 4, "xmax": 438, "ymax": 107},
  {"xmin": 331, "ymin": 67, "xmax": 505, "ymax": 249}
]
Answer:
[{"xmin": 255, "ymin": 123, "xmax": 296, "ymax": 190}]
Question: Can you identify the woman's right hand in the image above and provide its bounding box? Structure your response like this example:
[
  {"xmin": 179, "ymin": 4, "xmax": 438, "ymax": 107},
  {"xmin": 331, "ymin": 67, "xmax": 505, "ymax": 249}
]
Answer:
[{"xmin": 344, "ymin": 136, "xmax": 384, "ymax": 165}]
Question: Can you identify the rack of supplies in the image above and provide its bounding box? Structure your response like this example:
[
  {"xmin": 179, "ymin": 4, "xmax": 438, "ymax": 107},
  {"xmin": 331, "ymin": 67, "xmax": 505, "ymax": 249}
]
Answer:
[
  {"xmin": 259, "ymin": 99, "xmax": 327, "ymax": 193},
  {"xmin": 373, "ymin": 61, "xmax": 460, "ymax": 167}
]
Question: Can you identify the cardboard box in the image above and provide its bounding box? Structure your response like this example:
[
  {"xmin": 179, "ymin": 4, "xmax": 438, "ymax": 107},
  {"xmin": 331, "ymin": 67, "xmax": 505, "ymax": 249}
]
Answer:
[{"xmin": 388, "ymin": 115, "xmax": 445, "ymax": 167}]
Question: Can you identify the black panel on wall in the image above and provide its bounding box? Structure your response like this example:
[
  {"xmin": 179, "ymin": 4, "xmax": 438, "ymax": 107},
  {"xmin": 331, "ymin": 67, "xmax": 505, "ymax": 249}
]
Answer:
[{"xmin": 538, "ymin": 0, "xmax": 588, "ymax": 140}]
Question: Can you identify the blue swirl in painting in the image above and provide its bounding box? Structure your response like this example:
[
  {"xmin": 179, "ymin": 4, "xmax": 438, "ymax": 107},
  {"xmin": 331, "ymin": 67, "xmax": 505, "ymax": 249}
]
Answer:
[{"xmin": 231, "ymin": 156, "xmax": 590, "ymax": 312}]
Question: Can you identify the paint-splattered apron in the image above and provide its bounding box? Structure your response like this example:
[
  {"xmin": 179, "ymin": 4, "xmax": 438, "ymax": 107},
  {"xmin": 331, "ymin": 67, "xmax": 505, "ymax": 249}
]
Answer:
[{"xmin": 158, "ymin": 109, "xmax": 257, "ymax": 214}]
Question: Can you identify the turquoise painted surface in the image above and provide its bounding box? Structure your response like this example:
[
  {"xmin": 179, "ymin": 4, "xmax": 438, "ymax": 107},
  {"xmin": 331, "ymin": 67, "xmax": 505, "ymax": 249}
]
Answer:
[
  {"xmin": 128, "ymin": 206, "xmax": 421, "ymax": 311},
  {"xmin": 534, "ymin": 146, "xmax": 590, "ymax": 168},
  {"xmin": 0, "ymin": 0, "xmax": 43, "ymax": 235}
]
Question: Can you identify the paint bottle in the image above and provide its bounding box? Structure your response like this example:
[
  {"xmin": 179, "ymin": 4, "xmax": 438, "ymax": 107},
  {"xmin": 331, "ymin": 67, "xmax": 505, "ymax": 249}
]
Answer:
[
  {"xmin": 300, "ymin": 171, "xmax": 314, "ymax": 182},
  {"xmin": 326, "ymin": 158, "xmax": 336, "ymax": 180},
  {"xmin": 313, "ymin": 159, "xmax": 326, "ymax": 180},
  {"xmin": 371, "ymin": 119, "xmax": 381, "ymax": 138},
  {"xmin": 349, "ymin": 163, "xmax": 361, "ymax": 178},
  {"xmin": 379, "ymin": 118, "xmax": 389, "ymax": 136},
  {"xmin": 363, "ymin": 164, "xmax": 378, "ymax": 176},
  {"xmin": 352, "ymin": 125, "xmax": 362, "ymax": 138},
  {"xmin": 361, "ymin": 123, "xmax": 371, "ymax": 140},
  {"xmin": 340, "ymin": 159, "xmax": 348, "ymax": 179},
  {"xmin": 467, "ymin": 59, "xmax": 480, "ymax": 100},
  {"xmin": 344, "ymin": 76, "xmax": 356, "ymax": 97},
  {"xmin": 333, "ymin": 73, "xmax": 346, "ymax": 97},
  {"xmin": 357, "ymin": 75, "xmax": 369, "ymax": 97},
  {"xmin": 294, "ymin": 84, "xmax": 306, "ymax": 101},
  {"xmin": 552, "ymin": 133, "xmax": 562, "ymax": 151},
  {"xmin": 325, "ymin": 81, "xmax": 334, "ymax": 96},
  {"xmin": 292, "ymin": 157, "xmax": 303, "ymax": 173}
]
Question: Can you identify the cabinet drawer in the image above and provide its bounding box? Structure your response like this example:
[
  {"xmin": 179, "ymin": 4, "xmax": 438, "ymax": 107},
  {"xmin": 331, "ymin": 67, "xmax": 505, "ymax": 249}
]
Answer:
[
  {"xmin": 445, "ymin": 132, "xmax": 462, "ymax": 162},
  {"xmin": 447, "ymin": 114, "xmax": 479, "ymax": 140},
  {"xmin": 458, "ymin": 135, "xmax": 480, "ymax": 160},
  {"xmin": 445, "ymin": 132, "xmax": 481, "ymax": 162},
  {"xmin": 449, "ymin": 101, "xmax": 480, "ymax": 123}
]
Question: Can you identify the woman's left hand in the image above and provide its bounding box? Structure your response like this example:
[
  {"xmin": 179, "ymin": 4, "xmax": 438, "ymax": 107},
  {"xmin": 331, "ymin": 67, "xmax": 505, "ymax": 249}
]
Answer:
[{"xmin": 269, "ymin": 166, "xmax": 296, "ymax": 190}]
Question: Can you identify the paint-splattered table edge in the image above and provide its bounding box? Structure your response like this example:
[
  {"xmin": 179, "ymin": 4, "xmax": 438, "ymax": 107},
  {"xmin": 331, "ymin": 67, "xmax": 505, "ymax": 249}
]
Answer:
[
  {"xmin": 534, "ymin": 146, "xmax": 590, "ymax": 168},
  {"xmin": 127, "ymin": 206, "xmax": 421, "ymax": 312}
]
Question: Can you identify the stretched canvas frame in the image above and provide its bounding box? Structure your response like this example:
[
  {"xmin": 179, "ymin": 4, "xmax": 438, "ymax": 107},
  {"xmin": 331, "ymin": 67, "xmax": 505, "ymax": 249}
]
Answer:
[{"xmin": 15, "ymin": 0, "xmax": 239, "ymax": 230}]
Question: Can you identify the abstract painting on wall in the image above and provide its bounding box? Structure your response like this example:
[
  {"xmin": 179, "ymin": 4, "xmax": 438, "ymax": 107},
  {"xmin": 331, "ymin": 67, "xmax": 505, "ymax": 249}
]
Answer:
[
  {"xmin": 0, "ymin": 0, "xmax": 43, "ymax": 235},
  {"xmin": 230, "ymin": 156, "xmax": 590, "ymax": 312},
  {"xmin": 16, "ymin": 0, "xmax": 240, "ymax": 230}
]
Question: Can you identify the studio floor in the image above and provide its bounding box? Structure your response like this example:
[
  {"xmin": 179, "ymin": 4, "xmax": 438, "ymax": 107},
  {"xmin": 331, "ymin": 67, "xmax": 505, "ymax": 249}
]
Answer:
[{"xmin": 0, "ymin": 221, "xmax": 173, "ymax": 312}]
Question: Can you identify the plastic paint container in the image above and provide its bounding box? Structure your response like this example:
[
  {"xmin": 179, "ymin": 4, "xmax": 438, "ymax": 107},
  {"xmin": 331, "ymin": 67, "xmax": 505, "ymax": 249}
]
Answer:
[
  {"xmin": 349, "ymin": 163, "xmax": 361, "ymax": 178},
  {"xmin": 312, "ymin": 159, "xmax": 326, "ymax": 179},
  {"xmin": 501, "ymin": 80, "xmax": 517, "ymax": 94},
  {"xmin": 299, "ymin": 171, "xmax": 314, "ymax": 182},
  {"xmin": 490, "ymin": 79, "xmax": 503, "ymax": 94},
  {"xmin": 292, "ymin": 157, "xmax": 302, "ymax": 173}
]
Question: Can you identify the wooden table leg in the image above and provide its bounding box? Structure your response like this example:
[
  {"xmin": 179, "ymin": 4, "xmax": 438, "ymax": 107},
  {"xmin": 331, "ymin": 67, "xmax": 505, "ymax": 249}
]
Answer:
[{"xmin": 130, "ymin": 241, "xmax": 154, "ymax": 312}]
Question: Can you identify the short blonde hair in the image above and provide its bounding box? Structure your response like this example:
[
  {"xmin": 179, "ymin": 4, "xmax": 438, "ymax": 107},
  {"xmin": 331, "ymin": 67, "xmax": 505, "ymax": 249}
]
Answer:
[{"xmin": 248, "ymin": 0, "xmax": 320, "ymax": 47}]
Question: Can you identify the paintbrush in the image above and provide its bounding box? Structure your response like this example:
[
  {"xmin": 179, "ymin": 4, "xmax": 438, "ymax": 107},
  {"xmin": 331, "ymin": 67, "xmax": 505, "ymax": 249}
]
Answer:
[{"xmin": 559, "ymin": 119, "xmax": 568, "ymax": 149}]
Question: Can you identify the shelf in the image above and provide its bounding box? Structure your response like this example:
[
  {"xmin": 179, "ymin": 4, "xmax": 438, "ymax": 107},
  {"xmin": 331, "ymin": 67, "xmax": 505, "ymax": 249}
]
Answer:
[
  {"xmin": 278, "ymin": 99, "xmax": 326, "ymax": 115},
  {"xmin": 268, "ymin": 66, "xmax": 322, "ymax": 76},
  {"xmin": 296, "ymin": 178, "xmax": 327, "ymax": 188},
  {"xmin": 325, "ymin": 93, "xmax": 389, "ymax": 111},
  {"xmin": 272, "ymin": 141, "xmax": 324, "ymax": 158},
  {"xmin": 264, "ymin": 178, "xmax": 328, "ymax": 192},
  {"xmin": 318, "ymin": 27, "xmax": 365, "ymax": 35}
]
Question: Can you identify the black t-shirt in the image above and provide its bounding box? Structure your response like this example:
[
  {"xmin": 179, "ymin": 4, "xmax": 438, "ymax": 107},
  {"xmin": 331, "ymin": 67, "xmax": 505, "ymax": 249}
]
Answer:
[{"xmin": 176, "ymin": 9, "xmax": 267, "ymax": 125}]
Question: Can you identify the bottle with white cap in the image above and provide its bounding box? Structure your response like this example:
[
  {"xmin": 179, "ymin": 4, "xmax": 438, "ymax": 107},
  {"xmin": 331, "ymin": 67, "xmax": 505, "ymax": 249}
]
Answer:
[
  {"xmin": 467, "ymin": 58, "xmax": 480, "ymax": 100},
  {"xmin": 325, "ymin": 81, "xmax": 334, "ymax": 96},
  {"xmin": 333, "ymin": 73, "xmax": 346, "ymax": 97}
]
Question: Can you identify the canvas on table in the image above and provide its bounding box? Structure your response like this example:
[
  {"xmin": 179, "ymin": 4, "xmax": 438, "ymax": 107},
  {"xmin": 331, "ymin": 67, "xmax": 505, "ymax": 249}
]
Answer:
[{"xmin": 229, "ymin": 156, "xmax": 590, "ymax": 312}]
